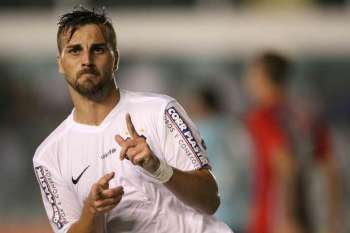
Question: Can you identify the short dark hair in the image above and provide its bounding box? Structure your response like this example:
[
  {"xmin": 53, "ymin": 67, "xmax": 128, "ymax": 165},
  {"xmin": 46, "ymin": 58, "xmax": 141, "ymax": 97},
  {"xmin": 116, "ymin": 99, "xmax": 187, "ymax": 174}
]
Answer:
[
  {"xmin": 57, "ymin": 6, "xmax": 117, "ymax": 54},
  {"xmin": 254, "ymin": 51, "xmax": 291, "ymax": 86}
]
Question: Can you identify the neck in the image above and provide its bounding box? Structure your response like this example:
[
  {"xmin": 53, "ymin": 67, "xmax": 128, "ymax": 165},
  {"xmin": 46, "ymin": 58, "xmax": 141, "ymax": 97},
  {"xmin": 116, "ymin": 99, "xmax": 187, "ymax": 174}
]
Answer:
[
  {"xmin": 69, "ymin": 81, "xmax": 120, "ymax": 126},
  {"xmin": 260, "ymin": 89, "xmax": 286, "ymax": 108}
]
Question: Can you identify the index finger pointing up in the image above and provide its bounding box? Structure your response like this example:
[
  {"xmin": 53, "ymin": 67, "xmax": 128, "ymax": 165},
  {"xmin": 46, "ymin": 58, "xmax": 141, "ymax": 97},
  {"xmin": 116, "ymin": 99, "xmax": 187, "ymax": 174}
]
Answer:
[{"xmin": 126, "ymin": 113, "xmax": 139, "ymax": 138}]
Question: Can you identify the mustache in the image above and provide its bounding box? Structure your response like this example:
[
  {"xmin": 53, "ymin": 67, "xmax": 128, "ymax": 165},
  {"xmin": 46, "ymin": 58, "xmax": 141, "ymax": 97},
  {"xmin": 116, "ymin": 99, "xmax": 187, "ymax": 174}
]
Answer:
[{"xmin": 77, "ymin": 68, "xmax": 100, "ymax": 78}]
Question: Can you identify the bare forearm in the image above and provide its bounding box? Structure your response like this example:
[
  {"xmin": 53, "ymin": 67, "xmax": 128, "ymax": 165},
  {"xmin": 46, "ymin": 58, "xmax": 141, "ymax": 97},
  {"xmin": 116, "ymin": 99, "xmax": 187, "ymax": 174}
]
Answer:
[
  {"xmin": 271, "ymin": 152, "xmax": 302, "ymax": 233},
  {"xmin": 67, "ymin": 203, "xmax": 100, "ymax": 233},
  {"xmin": 273, "ymin": 151, "xmax": 298, "ymax": 222},
  {"xmin": 322, "ymin": 159, "xmax": 342, "ymax": 232},
  {"xmin": 278, "ymin": 166, "xmax": 296, "ymax": 221},
  {"xmin": 164, "ymin": 168, "xmax": 220, "ymax": 215},
  {"xmin": 67, "ymin": 219, "xmax": 95, "ymax": 233}
]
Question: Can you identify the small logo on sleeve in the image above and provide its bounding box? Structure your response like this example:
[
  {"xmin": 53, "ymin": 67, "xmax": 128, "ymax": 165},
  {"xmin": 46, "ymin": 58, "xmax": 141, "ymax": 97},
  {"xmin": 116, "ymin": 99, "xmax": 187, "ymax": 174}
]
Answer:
[
  {"xmin": 166, "ymin": 106, "xmax": 208, "ymax": 167},
  {"xmin": 34, "ymin": 166, "xmax": 68, "ymax": 229}
]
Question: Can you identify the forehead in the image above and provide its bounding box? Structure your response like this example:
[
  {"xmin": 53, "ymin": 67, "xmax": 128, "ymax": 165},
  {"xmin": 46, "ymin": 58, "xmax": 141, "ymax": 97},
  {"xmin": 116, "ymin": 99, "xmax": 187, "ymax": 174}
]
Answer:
[{"xmin": 62, "ymin": 24, "xmax": 107, "ymax": 47}]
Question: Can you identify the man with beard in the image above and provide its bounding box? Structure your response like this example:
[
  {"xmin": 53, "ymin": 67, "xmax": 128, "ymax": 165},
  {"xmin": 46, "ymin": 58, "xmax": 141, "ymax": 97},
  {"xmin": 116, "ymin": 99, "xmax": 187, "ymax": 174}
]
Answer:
[{"xmin": 33, "ymin": 6, "xmax": 233, "ymax": 233}]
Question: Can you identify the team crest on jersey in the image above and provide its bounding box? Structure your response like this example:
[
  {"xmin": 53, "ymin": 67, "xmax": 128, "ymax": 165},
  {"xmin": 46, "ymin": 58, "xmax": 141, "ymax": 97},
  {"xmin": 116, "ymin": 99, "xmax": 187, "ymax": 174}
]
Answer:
[
  {"xmin": 35, "ymin": 166, "xmax": 68, "ymax": 229},
  {"xmin": 165, "ymin": 106, "xmax": 208, "ymax": 168}
]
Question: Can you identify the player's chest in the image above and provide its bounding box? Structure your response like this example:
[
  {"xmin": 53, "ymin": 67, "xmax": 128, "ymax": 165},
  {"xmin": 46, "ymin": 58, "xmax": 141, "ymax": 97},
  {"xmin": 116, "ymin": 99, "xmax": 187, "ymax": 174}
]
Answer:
[{"xmin": 61, "ymin": 126, "xmax": 155, "ymax": 203}]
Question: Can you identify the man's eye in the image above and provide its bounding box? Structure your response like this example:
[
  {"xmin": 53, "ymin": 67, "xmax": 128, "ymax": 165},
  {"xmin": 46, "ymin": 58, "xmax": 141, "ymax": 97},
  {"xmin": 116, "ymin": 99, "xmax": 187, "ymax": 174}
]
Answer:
[
  {"xmin": 94, "ymin": 47, "xmax": 105, "ymax": 54},
  {"xmin": 68, "ymin": 48, "xmax": 80, "ymax": 55}
]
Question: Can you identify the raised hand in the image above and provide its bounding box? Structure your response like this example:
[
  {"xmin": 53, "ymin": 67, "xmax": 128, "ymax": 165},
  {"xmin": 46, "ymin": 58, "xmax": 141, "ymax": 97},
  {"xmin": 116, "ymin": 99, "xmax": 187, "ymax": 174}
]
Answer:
[
  {"xmin": 115, "ymin": 113, "xmax": 160, "ymax": 174},
  {"xmin": 86, "ymin": 172, "xmax": 124, "ymax": 216}
]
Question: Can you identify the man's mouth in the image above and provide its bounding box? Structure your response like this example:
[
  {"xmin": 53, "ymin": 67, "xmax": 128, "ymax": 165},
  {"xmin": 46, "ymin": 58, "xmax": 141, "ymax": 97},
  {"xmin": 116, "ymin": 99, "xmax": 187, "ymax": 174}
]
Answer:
[
  {"xmin": 77, "ymin": 69, "xmax": 99, "ymax": 79},
  {"xmin": 80, "ymin": 73, "xmax": 96, "ymax": 78}
]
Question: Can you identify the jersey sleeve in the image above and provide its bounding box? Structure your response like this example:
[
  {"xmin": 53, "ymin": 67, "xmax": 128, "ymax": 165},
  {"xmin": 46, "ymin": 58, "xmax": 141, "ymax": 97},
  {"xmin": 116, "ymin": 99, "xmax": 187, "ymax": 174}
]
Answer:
[
  {"xmin": 33, "ymin": 159, "xmax": 80, "ymax": 233},
  {"xmin": 159, "ymin": 100, "xmax": 210, "ymax": 171}
]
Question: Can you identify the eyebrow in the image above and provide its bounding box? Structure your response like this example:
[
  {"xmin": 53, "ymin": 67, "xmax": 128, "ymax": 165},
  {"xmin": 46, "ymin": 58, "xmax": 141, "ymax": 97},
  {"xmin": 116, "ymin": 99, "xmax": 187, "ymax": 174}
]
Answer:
[
  {"xmin": 65, "ymin": 44, "xmax": 82, "ymax": 50},
  {"xmin": 65, "ymin": 43, "xmax": 108, "ymax": 49},
  {"xmin": 91, "ymin": 43, "xmax": 108, "ymax": 47}
]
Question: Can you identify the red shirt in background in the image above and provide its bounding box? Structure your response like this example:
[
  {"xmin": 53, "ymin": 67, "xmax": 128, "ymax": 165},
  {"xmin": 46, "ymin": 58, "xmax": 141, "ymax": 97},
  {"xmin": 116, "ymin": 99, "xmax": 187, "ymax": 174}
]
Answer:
[{"xmin": 245, "ymin": 104, "xmax": 331, "ymax": 233}]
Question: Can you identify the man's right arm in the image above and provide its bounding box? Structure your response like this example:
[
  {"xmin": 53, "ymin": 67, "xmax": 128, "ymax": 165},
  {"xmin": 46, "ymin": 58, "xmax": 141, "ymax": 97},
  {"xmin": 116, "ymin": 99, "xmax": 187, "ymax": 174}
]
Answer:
[
  {"xmin": 67, "ymin": 203, "xmax": 100, "ymax": 233},
  {"xmin": 34, "ymin": 162, "xmax": 77, "ymax": 233},
  {"xmin": 34, "ymin": 160, "xmax": 123, "ymax": 233},
  {"xmin": 67, "ymin": 172, "xmax": 124, "ymax": 233}
]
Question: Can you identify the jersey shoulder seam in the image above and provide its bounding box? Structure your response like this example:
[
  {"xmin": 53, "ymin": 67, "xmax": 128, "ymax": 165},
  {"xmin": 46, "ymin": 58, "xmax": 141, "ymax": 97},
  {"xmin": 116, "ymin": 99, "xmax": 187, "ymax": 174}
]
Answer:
[{"xmin": 33, "ymin": 118, "xmax": 73, "ymax": 163}]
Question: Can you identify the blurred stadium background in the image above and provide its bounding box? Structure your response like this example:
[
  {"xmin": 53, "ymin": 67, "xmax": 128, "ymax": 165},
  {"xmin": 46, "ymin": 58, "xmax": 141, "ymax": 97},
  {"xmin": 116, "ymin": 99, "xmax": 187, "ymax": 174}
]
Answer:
[{"xmin": 0, "ymin": 0, "xmax": 349, "ymax": 233}]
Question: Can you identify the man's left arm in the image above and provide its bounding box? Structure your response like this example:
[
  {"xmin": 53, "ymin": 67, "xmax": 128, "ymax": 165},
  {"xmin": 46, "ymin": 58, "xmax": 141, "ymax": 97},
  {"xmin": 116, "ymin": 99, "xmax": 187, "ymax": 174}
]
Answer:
[
  {"xmin": 115, "ymin": 111, "xmax": 220, "ymax": 215},
  {"xmin": 314, "ymin": 123, "xmax": 342, "ymax": 233},
  {"xmin": 164, "ymin": 167, "xmax": 220, "ymax": 215},
  {"xmin": 319, "ymin": 156, "xmax": 342, "ymax": 233}
]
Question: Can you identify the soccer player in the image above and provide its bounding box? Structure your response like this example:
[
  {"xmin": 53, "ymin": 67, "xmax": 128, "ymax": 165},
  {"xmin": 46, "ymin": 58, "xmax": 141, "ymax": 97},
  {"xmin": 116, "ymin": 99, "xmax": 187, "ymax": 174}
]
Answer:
[
  {"xmin": 244, "ymin": 51, "xmax": 341, "ymax": 233},
  {"xmin": 32, "ymin": 6, "xmax": 233, "ymax": 233}
]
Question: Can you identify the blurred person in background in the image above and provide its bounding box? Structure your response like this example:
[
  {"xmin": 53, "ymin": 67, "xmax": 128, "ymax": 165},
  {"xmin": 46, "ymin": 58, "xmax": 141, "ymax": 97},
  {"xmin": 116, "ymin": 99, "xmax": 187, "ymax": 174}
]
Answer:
[
  {"xmin": 32, "ymin": 6, "xmax": 233, "ymax": 233},
  {"xmin": 185, "ymin": 84, "xmax": 252, "ymax": 233},
  {"xmin": 243, "ymin": 51, "xmax": 341, "ymax": 233},
  {"xmin": 240, "ymin": 0, "xmax": 312, "ymax": 7}
]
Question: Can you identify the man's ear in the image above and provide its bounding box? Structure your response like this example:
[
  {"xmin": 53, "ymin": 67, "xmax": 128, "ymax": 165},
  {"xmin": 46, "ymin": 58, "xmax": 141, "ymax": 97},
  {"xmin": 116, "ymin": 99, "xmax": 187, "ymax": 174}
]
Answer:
[
  {"xmin": 113, "ymin": 49, "xmax": 120, "ymax": 72},
  {"xmin": 57, "ymin": 54, "xmax": 64, "ymax": 74}
]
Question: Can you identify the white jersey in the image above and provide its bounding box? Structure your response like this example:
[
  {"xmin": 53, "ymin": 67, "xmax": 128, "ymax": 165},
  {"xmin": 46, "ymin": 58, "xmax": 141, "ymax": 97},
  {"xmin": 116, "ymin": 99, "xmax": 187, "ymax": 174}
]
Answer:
[{"xmin": 33, "ymin": 89, "xmax": 233, "ymax": 233}]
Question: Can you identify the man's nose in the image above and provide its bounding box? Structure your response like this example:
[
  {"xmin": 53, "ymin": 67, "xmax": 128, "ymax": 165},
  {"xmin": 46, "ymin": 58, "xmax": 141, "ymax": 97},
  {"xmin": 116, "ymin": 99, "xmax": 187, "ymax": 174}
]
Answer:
[{"xmin": 81, "ymin": 51, "xmax": 94, "ymax": 67}]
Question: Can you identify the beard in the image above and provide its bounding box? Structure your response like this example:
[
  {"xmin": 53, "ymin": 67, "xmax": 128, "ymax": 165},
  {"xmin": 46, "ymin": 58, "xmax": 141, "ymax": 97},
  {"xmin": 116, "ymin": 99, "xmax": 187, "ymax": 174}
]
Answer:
[{"xmin": 67, "ymin": 68, "xmax": 115, "ymax": 102}]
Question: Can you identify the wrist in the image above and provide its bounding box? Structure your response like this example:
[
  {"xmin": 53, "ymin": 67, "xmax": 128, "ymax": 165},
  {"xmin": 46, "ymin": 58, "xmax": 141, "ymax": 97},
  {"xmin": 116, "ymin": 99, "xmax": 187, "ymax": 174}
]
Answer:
[
  {"xmin": 149, "ymin": 159, "xmax": 173, "ymax": 183},
  {"xmin": 149, "ymin": 156, "xmax": 160, "ymax": 173},
  {"xmin": 83, "ymin": 199, "xmax": 98, "ymax": 220}
]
